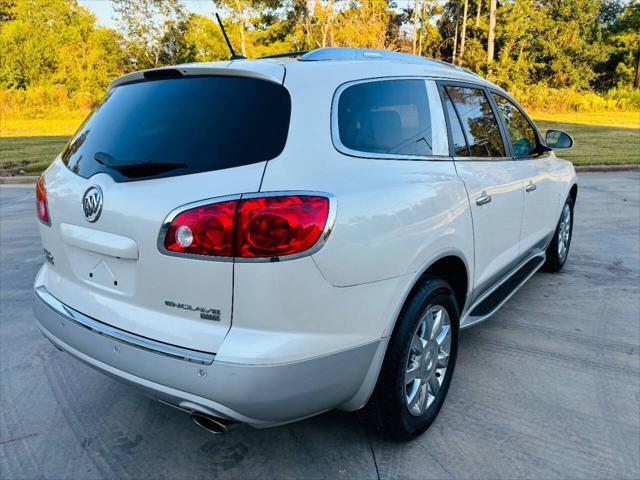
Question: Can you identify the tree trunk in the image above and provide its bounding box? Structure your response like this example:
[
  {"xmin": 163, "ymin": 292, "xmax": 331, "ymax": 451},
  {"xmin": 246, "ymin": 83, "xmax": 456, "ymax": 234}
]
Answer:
[
  {"xmin": 476, "ymin": 0, "xmax": 481, "ymax": 28},
  {"xmin": 487, "ymin": 0, "xmax": 497, "ymax": 69},
  {"xmin": 327, "ymin": 0, "xmax": 334, "ymax": 47},
  {"xmin": 452, "ymin": 10, "xmax": 459, "ymax": 65},
  {"xmin": 412, "ymin": 0, "xmax": 420, "ymax": 54},
  {"xmin": 235, "ymin": 0, "xmax": 247, "ymax": 57},
  {"xmin": 459, "ymin": 0, "xmax": 469, "ymax": 64},
  {"xmin": 451, "ymin": 4, "xmax": 460, "ymax": 65},
  {"xmin": 418, "ymin": 0, "xmax": 427, "ymax": 56},
  {"xmin": 634, "ymin": 40, "xmax": 640, "ymax": 89}
]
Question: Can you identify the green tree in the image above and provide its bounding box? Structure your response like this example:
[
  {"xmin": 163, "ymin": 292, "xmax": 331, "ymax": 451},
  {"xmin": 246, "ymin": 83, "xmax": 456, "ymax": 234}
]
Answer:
[
  {"xmin": 173, "ymin": 13, "xmax": 229, "ymax": 62},
  {"xmin": 597, "ymin": 0, "xmax": 640, "ymax": 88},
  {"xmin": 112, "ymin": 0, "xmax": 187, "ymax": 68},
  {"xmin": 0, "ymin": 0, "xmax": 97, "ymax": 89}
]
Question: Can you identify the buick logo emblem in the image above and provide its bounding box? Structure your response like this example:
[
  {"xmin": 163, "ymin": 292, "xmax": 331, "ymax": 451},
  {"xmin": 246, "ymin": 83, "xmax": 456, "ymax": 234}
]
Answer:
[{"xmin": 82, "ymin": 186, "xmax": 103, "ymax": 223}]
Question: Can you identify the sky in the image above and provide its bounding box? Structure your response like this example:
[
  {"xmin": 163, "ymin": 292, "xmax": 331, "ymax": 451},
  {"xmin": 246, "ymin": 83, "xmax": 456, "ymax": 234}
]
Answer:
[{"xmin": 78, "ymin": 0, "xmax": 218, "ymax": 28}]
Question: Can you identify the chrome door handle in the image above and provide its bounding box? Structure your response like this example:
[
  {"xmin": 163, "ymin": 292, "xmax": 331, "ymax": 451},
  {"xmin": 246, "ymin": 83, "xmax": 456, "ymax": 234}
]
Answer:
[
  {"xmin": 526, "ymin": 183, "xmax": 537, "ymax": 192},
  {"xmin": 476, "ymin": 193, "xmax": 492, "ymax": 206}
]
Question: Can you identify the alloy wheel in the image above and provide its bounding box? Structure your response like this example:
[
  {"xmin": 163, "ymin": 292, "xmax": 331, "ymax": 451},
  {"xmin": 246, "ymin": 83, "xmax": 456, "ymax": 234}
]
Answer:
[
  {"xmin": 404, "ymin": 305, "xmax": 452, "ymax": 416},
  {"xmin": 557, "ymin": 203, "xmax": 572, "ymax": 262}
]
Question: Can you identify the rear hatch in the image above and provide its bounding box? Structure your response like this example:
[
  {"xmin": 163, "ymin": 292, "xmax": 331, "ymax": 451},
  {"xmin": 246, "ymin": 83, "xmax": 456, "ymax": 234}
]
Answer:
[{"xmin": 37, "ymin": 68, "xmax": 290, "ymax": 353}]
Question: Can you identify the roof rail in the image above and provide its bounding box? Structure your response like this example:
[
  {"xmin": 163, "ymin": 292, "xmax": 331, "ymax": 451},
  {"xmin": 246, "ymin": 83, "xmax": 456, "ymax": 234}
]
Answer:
[
  {"xmin": 298, "ymin": 47, "xmax": 479, "ymax": 77},
  {"xmin": 258, "ymin": 50, "xmax": 309, "ymax": 59}
]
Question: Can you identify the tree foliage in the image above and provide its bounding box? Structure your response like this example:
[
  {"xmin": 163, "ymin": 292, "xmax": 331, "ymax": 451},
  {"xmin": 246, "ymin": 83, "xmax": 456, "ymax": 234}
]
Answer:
[{"xmin": 1, "ymin": 0, "xmax": 639, "ymax": 117}]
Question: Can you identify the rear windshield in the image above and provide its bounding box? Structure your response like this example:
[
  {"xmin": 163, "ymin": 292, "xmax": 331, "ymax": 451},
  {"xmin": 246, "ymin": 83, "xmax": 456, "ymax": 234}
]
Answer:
[{"xmin": 61, "ymin": 76, "xmax": 291, "ymax": 182}]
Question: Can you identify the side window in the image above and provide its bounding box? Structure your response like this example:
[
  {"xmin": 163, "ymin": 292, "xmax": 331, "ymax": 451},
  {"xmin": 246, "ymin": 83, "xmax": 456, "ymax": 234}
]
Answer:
[
  {"xmin": 492, "ymin": 94, "xmax": 538, "ymax": 158},
  {"xmin": 338, "ymin": 79, "xmax": 433, "ymax": 156},
  {"xmin": 442, "ymin": 88, "xmax": 469, "ymax": 156},
  {"xmin": 445, "ymin": 86, "xmax": 506, "ymax": 157}
]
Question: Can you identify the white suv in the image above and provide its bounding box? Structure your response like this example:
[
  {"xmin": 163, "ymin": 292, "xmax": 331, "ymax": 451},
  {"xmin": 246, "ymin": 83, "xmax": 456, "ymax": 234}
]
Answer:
[{"xmin": 33, "ymin": 47, "xmax": 577, "ymax": 440}]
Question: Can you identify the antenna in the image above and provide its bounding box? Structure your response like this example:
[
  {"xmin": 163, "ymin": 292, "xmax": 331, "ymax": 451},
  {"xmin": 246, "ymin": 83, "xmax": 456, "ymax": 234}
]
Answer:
[{"xmin": 216, "ymin": 13, "xmax": 246, "ymax": 60}]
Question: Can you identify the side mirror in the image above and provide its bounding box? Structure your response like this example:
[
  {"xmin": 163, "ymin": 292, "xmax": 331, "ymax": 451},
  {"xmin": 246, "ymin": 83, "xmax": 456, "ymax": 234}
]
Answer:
[{"xmin": 545, "ymin": 129, "xmax": 574, "ymax": 149}]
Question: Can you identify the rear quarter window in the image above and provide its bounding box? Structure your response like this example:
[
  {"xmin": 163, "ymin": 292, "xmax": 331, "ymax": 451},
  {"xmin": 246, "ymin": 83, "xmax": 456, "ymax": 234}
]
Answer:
[
  {"xmin": 336, "ymin": 79, "xmax": 434, "ymax": 157},
  {"xmin": 61, "ymin": 76, "xmax": 291, "ymax": 182}
]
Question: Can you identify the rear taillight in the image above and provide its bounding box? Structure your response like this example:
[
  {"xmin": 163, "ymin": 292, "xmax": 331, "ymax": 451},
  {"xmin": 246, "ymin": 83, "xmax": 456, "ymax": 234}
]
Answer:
[
  {"xmin": 236, "ymin": 195, "xmax": 329, "ymax": 258},
  {"xmin": 36, "ymin": 176, "xmax": 50, "ymax": 225},
  {"xmin": 162, "ymin": 194, "xmax": 331, "ymax": 260},
  {"xmin": 164, "ymin": 200, "xmax": 237, "ymax": 257}
]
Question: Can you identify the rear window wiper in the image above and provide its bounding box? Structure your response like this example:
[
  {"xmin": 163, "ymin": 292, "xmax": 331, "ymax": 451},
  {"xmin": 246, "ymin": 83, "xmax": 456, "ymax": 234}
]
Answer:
[{"xmin": 94, "ymin": 152, "xmax": 187, "ymax": 177}]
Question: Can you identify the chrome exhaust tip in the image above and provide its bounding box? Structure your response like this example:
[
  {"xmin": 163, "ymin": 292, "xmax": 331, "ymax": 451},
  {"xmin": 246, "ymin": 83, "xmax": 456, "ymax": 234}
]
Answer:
[{"xmin": 190, "ymin": 413, "xmax": 234, "ymax": 435}]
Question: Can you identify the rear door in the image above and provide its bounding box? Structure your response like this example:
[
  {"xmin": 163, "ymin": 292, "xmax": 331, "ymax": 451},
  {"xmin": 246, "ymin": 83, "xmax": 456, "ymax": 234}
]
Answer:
[
  {"xmin": 37, "ymin": 73, "xmax": 291, "ymax": 353},
  {"xmin": 491, "ymin": 92, "xmax": 560, "ymax": 253},
  {"xmin": 440, "ymin": 83, "xmax": 528, "ymax": 296}
]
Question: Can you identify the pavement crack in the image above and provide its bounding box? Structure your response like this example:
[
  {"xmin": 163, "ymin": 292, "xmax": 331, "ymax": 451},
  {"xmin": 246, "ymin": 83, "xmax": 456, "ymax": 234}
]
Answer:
[
  {"xmin": 418, "ymin": 442, "xmax": 456, "ymax": 479},
  {"xmin": 365, "ymin": 429, "xmax": 381, "ymax": 480},
  {"xmin": 0, "ymin": 432, "xmax": 39, "ymax": 445}
]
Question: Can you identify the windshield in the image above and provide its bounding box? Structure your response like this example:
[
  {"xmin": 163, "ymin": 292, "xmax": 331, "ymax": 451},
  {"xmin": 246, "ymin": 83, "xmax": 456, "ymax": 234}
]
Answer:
[{"xmin": 61, "ymin": 76, "xmax": 291, "ymax": 182}]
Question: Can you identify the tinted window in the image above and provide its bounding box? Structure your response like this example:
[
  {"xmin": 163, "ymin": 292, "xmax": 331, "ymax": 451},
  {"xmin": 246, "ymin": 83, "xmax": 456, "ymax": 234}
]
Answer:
[
  {"xmin": 492, "ymin": 94, "xmax": 538, "ymax": 158},
  {"xmin": 61, "ymin": 76, "xmax": 291, "ymax": 182},
  {"xmin": 445, "ymin": 86, "xmax": 505, "ymax": 157},
  {"xmin": 442, "ymin": 88, "xmax": 469, "ymax": 156},
  {"xmin": 338, "ymin": 80, "xmax": 433, "ymax": 156}
]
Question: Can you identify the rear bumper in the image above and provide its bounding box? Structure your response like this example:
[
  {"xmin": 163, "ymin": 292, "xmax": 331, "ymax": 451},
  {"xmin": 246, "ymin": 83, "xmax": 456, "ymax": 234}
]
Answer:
[{"xmin": 33, "ymin": 286, "xmax": 381, "ymax": 427}]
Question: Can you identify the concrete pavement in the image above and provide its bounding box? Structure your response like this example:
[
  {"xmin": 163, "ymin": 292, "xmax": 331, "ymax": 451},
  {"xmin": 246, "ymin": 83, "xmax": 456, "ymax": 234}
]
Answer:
[{"xmin": 1, "ymin": 173, "xmax": 639, "ymax": 479}]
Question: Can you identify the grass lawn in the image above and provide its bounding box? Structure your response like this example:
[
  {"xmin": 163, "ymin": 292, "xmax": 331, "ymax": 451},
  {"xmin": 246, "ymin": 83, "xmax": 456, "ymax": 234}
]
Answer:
[
  {"xmin": 530, "ymin": 111, "xmax": 639, "ymax": 129},
  {"xmin": 0, "ymin": 136, "xmax": 69, "ymax": 176},
  {"xmin": 0, "ymin": 116, "xmax": 638, "ymax": 176},
  {"xmin": 534, "ymin": 120, "xmax": 639, "ymax": 166}
]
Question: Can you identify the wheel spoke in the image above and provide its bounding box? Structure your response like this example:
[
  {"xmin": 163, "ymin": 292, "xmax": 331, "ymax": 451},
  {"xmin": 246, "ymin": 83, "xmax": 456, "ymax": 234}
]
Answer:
[
  {"xmin": 411, "ymin": 334, "xmax": 426, "ymax": 354},
  {"xmin": 436, "ymin": 351, "xmax": 449, "ymax": 368},
  {"xmin": 419, "ymin": 382, "xmax": 428, "ymax": 411},
  {"xmin": 436, "ymin": 324, "xmax": 450, "ymax": 346},
  {"xmin": 405, "ymin": 361, "xmax": 420, "ymax": 385},
  {"xmin": 428, "ymin": 375, "xmax": 441, "ymax": 397},
  {"xmin": 429, "ymin": 307, "xmax": 443, "ymax": 340},
  {"xmin": 407, "ymin": 383, "xmax": 421, "ymax": 409}
]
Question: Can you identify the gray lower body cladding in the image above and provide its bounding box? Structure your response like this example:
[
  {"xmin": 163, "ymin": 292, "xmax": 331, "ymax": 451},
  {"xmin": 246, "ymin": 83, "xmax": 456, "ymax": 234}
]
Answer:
[{"xmin": 33, "ymin": 287, "xmax": 380, "ymax": 427}]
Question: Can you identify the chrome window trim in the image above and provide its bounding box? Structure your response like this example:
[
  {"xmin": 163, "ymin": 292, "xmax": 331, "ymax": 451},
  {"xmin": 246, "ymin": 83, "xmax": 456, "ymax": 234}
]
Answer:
[
  {"xmin": 330, "ymin": 76, "xmax": 451, "ymax": 161},
  {"xmin": 157, "ymin": 190, "xmax": 337, "ymax": 263},
  {"xmin": 452, "ymin": 156, "xmax": 514, "ymax": 162},
  {"xmin": 35, "ymin": 286, "xmax": 216, "ymax": 365}
]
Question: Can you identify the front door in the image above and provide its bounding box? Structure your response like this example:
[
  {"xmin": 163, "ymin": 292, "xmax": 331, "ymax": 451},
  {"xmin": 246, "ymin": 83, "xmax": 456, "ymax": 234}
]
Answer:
[
  {"xmin": 491, "ymin": 92, "xmax": 560, "ymax": 254},
  {"xmin": 440, "ymin": 83, "xmax": 527, "ymax": 297}
]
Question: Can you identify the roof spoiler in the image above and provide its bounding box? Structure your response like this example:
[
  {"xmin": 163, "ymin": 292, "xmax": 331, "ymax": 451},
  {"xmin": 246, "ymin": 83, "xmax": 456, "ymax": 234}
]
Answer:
[{"xmin": 109, "ymin": 62, "xmax": 285, "ymax": 89}]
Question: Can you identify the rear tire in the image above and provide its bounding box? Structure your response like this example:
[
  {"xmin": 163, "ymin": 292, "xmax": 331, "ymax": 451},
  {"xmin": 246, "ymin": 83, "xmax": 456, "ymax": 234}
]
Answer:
[
  {"xmin": 543, "ymin": 196, "xmax": 574, "ymax": 272},
  {"xmin": 359, "ymin": 276, "xmax": 459, "ymax": 440}
]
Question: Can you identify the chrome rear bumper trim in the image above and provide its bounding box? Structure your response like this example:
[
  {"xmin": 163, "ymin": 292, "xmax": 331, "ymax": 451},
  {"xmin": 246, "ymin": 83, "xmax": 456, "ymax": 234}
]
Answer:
[{"xmin": 34, "ymin": 286, "xmax": 215, "ymax": 365}]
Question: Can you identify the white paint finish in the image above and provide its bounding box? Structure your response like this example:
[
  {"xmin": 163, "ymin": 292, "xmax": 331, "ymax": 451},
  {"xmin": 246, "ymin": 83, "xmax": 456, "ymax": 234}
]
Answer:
[
  {"xmin": 60, "ymin": 222, "xmax": 138, "ymax": 259},
  {"xmin": 425, "ymin": 80, "xmax": 449, "ymax": 156},
  {"xmin": 263, "ymin": 65, "xmax": 474, "ymax": 288},
  {"xmin": 454, "ymin": 160, "xmax": 526, "ymax": 291},
  {"xmin": 37, "ymin": 157, "xmax": 266, "ymax": 352},
  {"xmin": 228, "ymin": 257, "xmax": 408, "ymax": 364},
  {"xmin": 518, "ymin": 155, "xmax": 562, "ymax": 252}
]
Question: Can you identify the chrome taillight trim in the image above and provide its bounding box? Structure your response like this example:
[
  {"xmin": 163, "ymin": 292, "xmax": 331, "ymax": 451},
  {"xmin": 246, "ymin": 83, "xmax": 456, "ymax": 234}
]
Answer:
[
  {"xmin": 35, "ymin": 286, "xmax": 215, "ymax": 365},
  {"xmin": 156, "ymin": 191, "xmax": 337, "ymax": 263}
]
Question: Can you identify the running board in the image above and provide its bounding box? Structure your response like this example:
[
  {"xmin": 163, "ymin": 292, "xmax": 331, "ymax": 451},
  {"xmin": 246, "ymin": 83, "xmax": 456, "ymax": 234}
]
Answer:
[{"xmin": 460, "ymin": 253, "xmax": 546, "ymax": 329}]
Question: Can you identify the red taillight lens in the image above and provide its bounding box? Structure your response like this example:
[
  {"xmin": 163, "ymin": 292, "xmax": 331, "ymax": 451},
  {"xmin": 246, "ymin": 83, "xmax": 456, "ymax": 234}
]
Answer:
[
  {"xmin": 164, "ymin": 200, "xmax": 237, "ymax": 257},
  {"xmin": 162, "ymin": 194, "xmax": 330, "ymax": 259},
  {"xmin": 236, "ymin": 195, "xmax": 329, "ymax": 258},
  {"xmin": 36, "ymin": 176, "xmax": 50, "ymax": 225}
]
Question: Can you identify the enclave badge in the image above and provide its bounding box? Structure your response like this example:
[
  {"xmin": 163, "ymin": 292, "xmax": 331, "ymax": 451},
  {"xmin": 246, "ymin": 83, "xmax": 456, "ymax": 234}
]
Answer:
[{"xmin": 82, "ymin": 186, "xmax": 103, "ymax": 222}]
